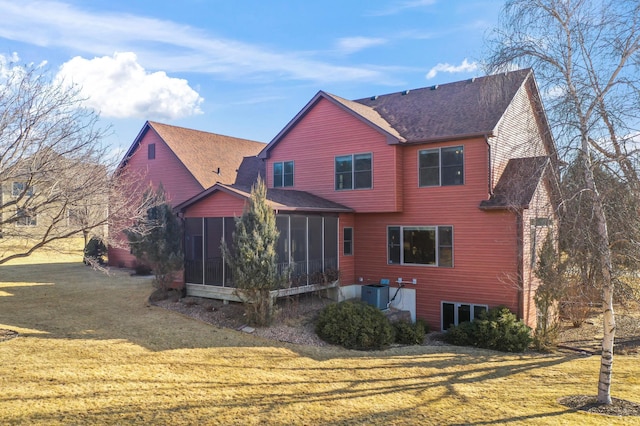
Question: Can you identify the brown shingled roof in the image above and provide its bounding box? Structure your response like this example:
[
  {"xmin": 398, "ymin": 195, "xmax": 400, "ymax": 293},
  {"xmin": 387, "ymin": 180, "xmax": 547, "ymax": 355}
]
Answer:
[
  {"xmin": 175, "ymin": 183, "xmax": 353, "ymax": 213},
  {"xmin": 120, "ymin": 121, "xmax": 265, "ymax": 189},
  {"xmin": 355, "ymin": 69, "xmax": 532, "ymax": 142},
  {"xmin": 148, "ymin": 121, "xmax": 265, "ymax": 188},
  {"xmin": 479, "ymin": 156, "xmax": 549, "ymax": 210}
]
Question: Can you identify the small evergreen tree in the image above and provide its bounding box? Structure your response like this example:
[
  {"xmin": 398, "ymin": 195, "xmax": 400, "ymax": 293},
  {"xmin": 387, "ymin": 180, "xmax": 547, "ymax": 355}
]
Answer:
[
  {"xmin": 533, "ymin": 233, "xmax": 565, "ymax": 351},
  {"xmin": 222, "ymin": 177, "xmax": 282, "ymax": 326},
  {"xmin": 125, "ymin": 185, "xmax": 183, "ymax": 296}
]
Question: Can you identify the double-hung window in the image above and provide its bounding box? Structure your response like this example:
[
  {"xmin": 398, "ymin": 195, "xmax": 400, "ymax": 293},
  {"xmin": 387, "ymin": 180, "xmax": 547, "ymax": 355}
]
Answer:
[
  {"xmin": 16, "ymin": 208, "xmax": 37, "ymax": 226},
  {"xmin": 419, "ymin": 146, "xmax": 464, "ymax": 186},
  {"xmin": 335, "ymin": 153, "xmax": 372, "ymax": 190},
  {"xmin": 387, "ymin": 225, "xmax": 453, "ymax": 267},
  {"xmin": 273, "ymin": 161, "xmax": 294, "ymax": 187}
]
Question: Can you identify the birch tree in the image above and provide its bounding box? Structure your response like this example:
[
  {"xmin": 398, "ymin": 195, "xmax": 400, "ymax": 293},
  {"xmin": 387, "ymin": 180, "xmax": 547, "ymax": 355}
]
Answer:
[{"xmin": 487, "ymin": 0, "xmax": 640, "ymax": 405}]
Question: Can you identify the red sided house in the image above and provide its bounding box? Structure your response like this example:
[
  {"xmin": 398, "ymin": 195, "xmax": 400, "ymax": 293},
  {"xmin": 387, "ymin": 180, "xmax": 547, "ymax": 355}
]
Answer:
[
  {"xmin": 175, "ymin": 68, "xmax": 558, "ymax": 331},
  {"xmin": 108, "ymin": 121, "xmax": 265, "ymax": 268}
]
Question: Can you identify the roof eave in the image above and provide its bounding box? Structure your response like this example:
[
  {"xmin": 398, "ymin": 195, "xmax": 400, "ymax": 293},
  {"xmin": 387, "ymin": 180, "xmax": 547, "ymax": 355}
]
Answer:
[
  {"xmin": 405, "ymin": 131, "xmax": 494, "ymax": 145},
  {"xmin": 259, "ymin": 91, "xmax": 403, "ymax": 159}
]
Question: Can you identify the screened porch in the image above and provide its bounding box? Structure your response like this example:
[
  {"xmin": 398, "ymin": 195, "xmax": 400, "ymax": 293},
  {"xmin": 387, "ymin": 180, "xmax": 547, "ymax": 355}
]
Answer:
[{"xmin": 183, "ymin": 213, "xmax": 340, "ymax": 300}]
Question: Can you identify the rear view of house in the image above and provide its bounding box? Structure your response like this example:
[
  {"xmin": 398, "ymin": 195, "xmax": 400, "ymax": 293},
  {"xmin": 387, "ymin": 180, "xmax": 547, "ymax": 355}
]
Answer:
[{"xmin": 175, "ymin": 69, "xmax": 558, "ymax": 331}]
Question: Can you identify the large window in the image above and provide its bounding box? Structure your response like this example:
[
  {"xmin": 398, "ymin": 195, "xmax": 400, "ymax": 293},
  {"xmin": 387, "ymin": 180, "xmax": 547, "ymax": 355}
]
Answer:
[
  {"xmin": 442, "ymin": 302, "xmax": 487, "ymax": 331},
  {"xmin": 335, "ymin": 153, "xmax": 372, "ymax": 190},
  {"xmin": 273, "ymin": 161, "xmax": 294, "ymax": 187},
  {"xmin": 419, "ymin": 146, "xmax": 464, "ymax": 186},
  {"xmin": 387, "ymin": 225, "xmax": 453, "ymax": 267},
  {"xmin": 16, "ymin": 208, "xmax": 36, "ymax": 226}
]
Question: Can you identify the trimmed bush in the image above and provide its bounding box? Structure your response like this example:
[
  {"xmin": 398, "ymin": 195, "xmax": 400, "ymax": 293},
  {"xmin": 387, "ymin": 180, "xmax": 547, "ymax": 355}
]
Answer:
[
  {"xmin": 444, "ymin": 306, "xmax": 532, "ymax": 352},
  {"xmin": 315, "ymin": 301, "xmax": 394, "ymax": 350},
  {"xmin": 393, "ymin": 319, "xmax": 429, "ymax": 345}
]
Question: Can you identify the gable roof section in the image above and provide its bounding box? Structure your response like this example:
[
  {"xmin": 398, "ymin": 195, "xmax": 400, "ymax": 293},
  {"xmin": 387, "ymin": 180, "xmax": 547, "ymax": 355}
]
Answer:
[
  {"xmin": 175, "ymin": 183, "xmax": 353, "ymax": 214},
  {"xmin": 479, "ymin": 156, "xmax": 549, "ymax": 210},
  {"xmin": 120, "ymin": 121, "xmax": 265, "ymax": 189},
  {"xmin": 259, "ymin": 91, "xmax": 404, "ymax": 158},
  {"xmin": 355, "ymin": 68, "xmax": 532, "ymax": 142}
]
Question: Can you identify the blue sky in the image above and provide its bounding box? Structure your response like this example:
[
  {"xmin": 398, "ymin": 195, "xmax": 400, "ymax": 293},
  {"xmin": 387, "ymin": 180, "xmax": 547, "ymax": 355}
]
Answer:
[{"xmin": 0, "ymin": 0, "xmax": 503, "ymax": 156}]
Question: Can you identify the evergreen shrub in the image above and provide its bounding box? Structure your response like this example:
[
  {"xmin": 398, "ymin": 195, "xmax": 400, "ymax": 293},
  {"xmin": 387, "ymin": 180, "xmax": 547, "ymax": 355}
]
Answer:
[
  {"xmin": 444, "ymin": 306, "xmax": 532, "ymax": 352},
  {"xmin": 315, "ymin": 301, "xmax": 394, "ymax": 350},
  {"xmin": 393, "ymin": 319, "xmax": 429, "ymax": 345}
]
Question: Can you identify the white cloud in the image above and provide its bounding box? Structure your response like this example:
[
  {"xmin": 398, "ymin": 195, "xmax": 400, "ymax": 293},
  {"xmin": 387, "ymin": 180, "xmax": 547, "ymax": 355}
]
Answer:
[
  {"xmin": 426, "ymin": 59, "xmax": 478, "ymax": 79},
  {"xmin": 56, "ymin": 52, "xmax": 203, "ymax": 120},
  {"xmin": 0, "ymin": 0, "xmax": 386, "ymax": 84},
  {"xmin": 336, "ymin": 37, "xmax": 387, "ymax": 54}
]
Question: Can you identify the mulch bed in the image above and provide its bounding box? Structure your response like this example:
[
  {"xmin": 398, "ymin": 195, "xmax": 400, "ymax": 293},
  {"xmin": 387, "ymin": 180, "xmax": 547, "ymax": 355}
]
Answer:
[{"xmin": 559, "ymin": 395, "xmax": 640, "ymax": 417}]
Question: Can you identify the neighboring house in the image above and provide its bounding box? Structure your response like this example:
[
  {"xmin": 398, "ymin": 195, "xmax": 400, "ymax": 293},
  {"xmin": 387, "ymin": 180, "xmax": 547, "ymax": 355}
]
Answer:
[
  {"xmin": 174, "ymin": 69, "xmax": 559, "ymax": 331},
  {"xmin": 0, "ymin": 154, "xmax": 108, "ymax": 242},
  {"xmin": 108, "ymin": 121, "xmax": 265, "ymax": 268}
]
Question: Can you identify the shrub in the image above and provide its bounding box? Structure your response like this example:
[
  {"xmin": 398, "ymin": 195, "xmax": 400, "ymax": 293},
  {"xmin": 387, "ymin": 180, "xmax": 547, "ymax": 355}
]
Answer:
[
  {"xmin": 393, "ymin": 319, "xmax": 429, "ymax": 345},
  {"xmin": 83, "ymin": 237, "xmax": 107, "ymax": 265},
  {"xmin": 315, "ymin": 301, "xmax": 394, "ymax": 350},
  {"xmin": 133, "ymin": 262, "xmax": 152, "ymax": 276},
  {"xmin": 444, "ymin": 306, "xmax": 532, "ymax": 352}
]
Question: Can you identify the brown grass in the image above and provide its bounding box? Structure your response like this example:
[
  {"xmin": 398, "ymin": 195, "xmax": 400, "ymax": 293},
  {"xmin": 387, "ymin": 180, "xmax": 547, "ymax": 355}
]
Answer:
[{"xmin": 1, "ymin": 249, "xmax": 639, "ymax": 425}]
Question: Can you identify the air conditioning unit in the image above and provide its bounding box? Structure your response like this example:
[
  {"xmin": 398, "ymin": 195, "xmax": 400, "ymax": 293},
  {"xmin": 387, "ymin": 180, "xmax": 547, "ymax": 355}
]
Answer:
[{"xmin": 361, "ymin": 282, "xmax": 390, "ymax": 310}]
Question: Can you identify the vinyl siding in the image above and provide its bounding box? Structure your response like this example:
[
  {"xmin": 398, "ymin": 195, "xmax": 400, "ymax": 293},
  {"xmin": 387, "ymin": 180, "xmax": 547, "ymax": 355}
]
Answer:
[
  {"xmin": 351, "ymin": 139, "xmax": 521, "ymax": 329},
  {"xmin": 490, "ymin": 83, "xmax": 547, "ymax": 190},
  {"xmin": 183, "ymin": 191, "xmax": 246, "ymax": 218},
  {"xmin": 521, "ymin": 177, "xmax": 554, "ymax": 328},
  {"xmin": 266, "ymin": 98, "xmax": 401, "ymax": 213}
]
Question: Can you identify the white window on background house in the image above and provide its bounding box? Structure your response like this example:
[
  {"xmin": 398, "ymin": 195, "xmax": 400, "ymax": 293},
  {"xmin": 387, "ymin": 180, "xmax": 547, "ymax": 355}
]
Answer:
[
  {"xmin": 419, "ymin": 146, "xmax": 464, "ymax": 186},
  {"xmin": 387, "ymin": 225, "xmax": 453, "ymax": 267},
  {"xmin": 16, "ymin": 208, "xmax": 37, "ymax": 226},
  {"xmin": 442, "ymin": 302, "xmax": 487, "ymax": 331},
  {"xmin": 273, "ymin": 161, "xmax": 294, "ymax": 187},
  {"xmin": 12, "ymin": 182, "xmax": 34, "ymax": 197},
  {"xmin": 335, "ymin": 153, "xmax": 372, "ymax": 190}
]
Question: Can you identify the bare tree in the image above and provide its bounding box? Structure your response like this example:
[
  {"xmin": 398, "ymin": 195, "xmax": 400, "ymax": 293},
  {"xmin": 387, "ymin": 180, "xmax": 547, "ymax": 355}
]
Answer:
[
  {"xmin": 0, "ymin": 58, "xmax": 150, "ymax": 264},
  {"xmin": 486, "ymin": 0, "xmax": 640, "ymax": 405}
]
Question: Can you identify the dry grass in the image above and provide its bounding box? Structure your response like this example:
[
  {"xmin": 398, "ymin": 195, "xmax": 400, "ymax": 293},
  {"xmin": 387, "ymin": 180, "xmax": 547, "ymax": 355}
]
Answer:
[{"xmin": 1, "ymin": 249, "xmax": 639, "ymax": 425}]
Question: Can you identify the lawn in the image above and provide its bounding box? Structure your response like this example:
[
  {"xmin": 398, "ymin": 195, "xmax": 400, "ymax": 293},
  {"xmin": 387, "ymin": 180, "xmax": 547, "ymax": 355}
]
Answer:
[{"xmin": 0, "ymin": 250, "xmax": 639, "ymax": 425}]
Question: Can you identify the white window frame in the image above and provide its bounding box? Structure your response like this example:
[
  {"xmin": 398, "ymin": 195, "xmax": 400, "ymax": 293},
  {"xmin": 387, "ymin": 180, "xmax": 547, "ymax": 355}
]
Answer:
[
  {"xmin": 16, "ymin": 207, "xmax": 37, "ymax": 227},
  {"xmin": 441, "ymin": 301, "xmax": 488, "ymax": 331},
  {"xmin": 12, "ymin": 182, "xmax": 34, "ymax": 198}
]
